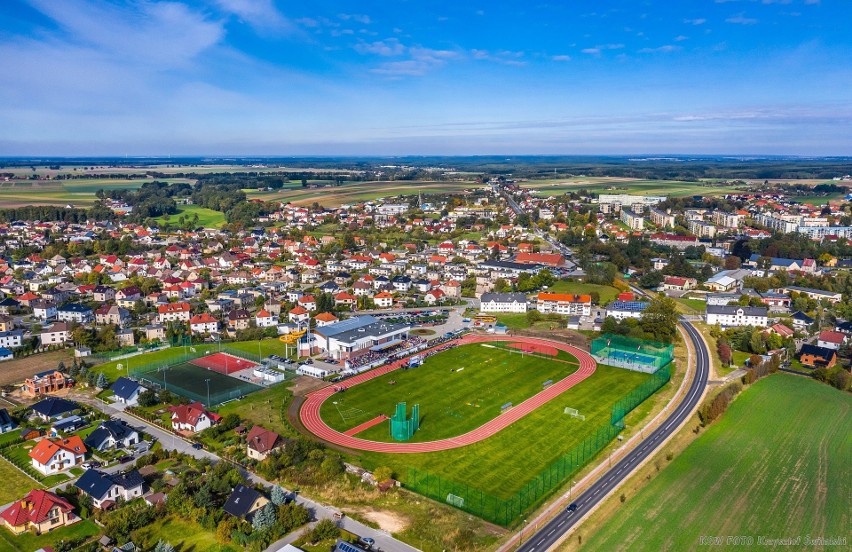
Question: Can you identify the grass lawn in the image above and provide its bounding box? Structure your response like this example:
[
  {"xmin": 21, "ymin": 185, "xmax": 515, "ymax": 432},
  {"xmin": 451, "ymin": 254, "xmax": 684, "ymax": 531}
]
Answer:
[
  {"xmin": 356, "ymin": 364, "xmax": 650, "ymax": 499},
  {"xmin": 0, "ymin": 519, "xmax": 100, "ymax": 552},
  {"xmin": 320, "ymin": 342, "xmax": 580, "ymax": 443},
  {"xmin": 582, "ymin": 374, "xmax": 851, "ymax": 552},
  {"xmin": 546, "ymin": 281, "xmax": 621, "ymax": 305},
  {"xmin": 155, "ymin": 204, "xmax": 227, "ymax": 228},
  {"xmin": 0, "ymin": 458, "xmax": 41, "ymax": 504},
  {"xmin": 494, "ymin": 313, "xmax": 532, "ymax": 329},
  {"xmin": 216, "ymin": 381, "xmax": 296, "ymax": 437},
  {"xmin": 93, "ymin": 343, "xmax": 219, "ymax": 381},
  {"xmin": 132, "ymin": 515, "xmax": 239, "ymax": 552},
  {"xmin": 675, "ymin": 297, "xmax": 706, "ymax": 314},
  {"xmin": 732, "ymin": 350, "xmax": 751, "ymax": 367}
]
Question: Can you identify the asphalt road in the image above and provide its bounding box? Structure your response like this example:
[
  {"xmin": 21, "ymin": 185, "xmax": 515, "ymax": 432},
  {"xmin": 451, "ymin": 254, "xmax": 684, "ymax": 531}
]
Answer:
[{"xmin": 516, "ymin": 319, "xmax": 710, "ymax": 552}]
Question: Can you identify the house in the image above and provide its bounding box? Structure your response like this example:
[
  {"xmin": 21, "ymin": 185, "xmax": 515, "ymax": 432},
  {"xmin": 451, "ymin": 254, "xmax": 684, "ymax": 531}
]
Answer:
[
  {"xmin": 255, "ymin": 309, "xmax": 277, "ymax": 328},
  {"xmin": 75, "ymin": 469, "xmax": 144, "ymax": 509},
  {"xmin": 23, "ymin": 370, "xmax": 73, "ymax": 397},
  {"xmin": 0, "ymin": 347, "xmax": 11, "ymax": 362},
  {"xmin": 56, "ymin": 303, "xmax": 93, "ymax": 324},
  {"xmin": 84, "ymin": 420, "xmax": 140, "ymax": 452},
  {"xmin": 189, "ymin": 313, "xmax": 220, "ymax": 336},
  {"xmin": 537, "ymin": 293, "xmax": 592, "ymax": 316},
  {"xmin": 605, "ymin": 300, "xmax": 649, "ymax": 320},
  {"xmin": 0, "ymin": 329, "xmax": 24, "ymax": 349},
  {"xmin": 40, "ymin": 322, "xmax": 72, "ymax": 346},
  {"xmin": 661, "ymin": 276, "xmax": 698, "ymax": 292},
  {"xmin": 816, "ymin": 330, "xmax": 846, "ymax": 350},
  {"xmin": 31, "ymin": 397, "xmax": 79, "ymax": 421},
  {"xmin": 228, "ymin": 309, "xmax": 252, "ymax": 331},
  {"xmin": 29, "ymin": 436, "xmax": 87, "ymax": 475},
  {"xmin": 222, "ymin": 484, "xmax": 269, "ymax": 520},
  {"xmin": 297, "ymin": 295, "xmax": 317, "ymax": 311},
  {"xmin": 424, "ymin": 289, "xmax": 446, "ymax": 305},
  {"xmin": 791, "ymin": 311, "xmax": 815, "ymax": 331},
  {"xmin": 51, "ymin": 415, "xmax": 86, "ymax": 435},
  {"xmin": 706, "ymin": 305, "xmax": 768, "ymax": 328},
  {"xmin": 246, "ymin": 425, "xmax": 285, "ymax": 461},
  {"xmin": 157, "ymin": 302, "xmax": 191, "ymax": 323},
  {"xmin": 170, "ymin": 402, "xmax": 218, "ymax": 434},
  {"xmin": 95, "ymin": 305, "xmax": 131, "ymax": 327},
  {"xmin": 0, "ymin": 408, "xmax": 16, "ymax": 434},
  {"xmin": 93, "ymin": 286, "xmax": 116, "ymax": 303},
  {"xmin": 143, "ymin": 324, "xmax": 167, "ymax": 341},
  {"xmin": 31, "ymin": 300, "xmax": 58, "ymax": 321},
  {"xmin": 0, "ymin": 489, "xmax": 79, "ymax": 535},
  {"xmin": 765, "ymin": 323, "xmax": 794, "ymax": 339},
  {"xmin": 374, "ymin": 292, "xmax": 394, "ymax": 308},
  {"xmin": 117, "ymin": 329, "xmax": 135, "ymax": 347},
  {"xmin": 288, "ymin": 306, "xmax": 310, "ymax": 324},
  {"xmin": 797, "ymin": 344, "xmax": 838, "ymax": 368},
  {"xmin": 314, "ymin": 312, "xmax": 339, "ymax": 327},
  {"xmin": 479, "ymin": 292, "xmax": 528, "ymax": 313},
  {"xmin": 704, "ymin": 269, "xmax": 751, "ymax": 292}
]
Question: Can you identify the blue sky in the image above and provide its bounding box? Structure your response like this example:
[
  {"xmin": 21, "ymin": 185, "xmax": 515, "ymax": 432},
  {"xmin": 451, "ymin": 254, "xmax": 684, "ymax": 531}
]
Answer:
[{"xmin": 0, "ymin": 0, "xmax": 850, "ymax": 156}]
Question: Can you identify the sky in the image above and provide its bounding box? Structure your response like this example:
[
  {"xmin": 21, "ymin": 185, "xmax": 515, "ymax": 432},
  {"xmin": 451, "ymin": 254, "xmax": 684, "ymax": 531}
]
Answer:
[{"xmin": 0, "ymin": 0, "xmax": 850, "ymax": 156}]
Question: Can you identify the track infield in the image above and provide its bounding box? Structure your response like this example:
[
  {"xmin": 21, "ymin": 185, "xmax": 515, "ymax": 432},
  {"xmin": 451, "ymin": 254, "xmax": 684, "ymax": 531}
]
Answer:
[{"xmin": 301, "ymin": 335, "xmax": 597, "ymax": 453}]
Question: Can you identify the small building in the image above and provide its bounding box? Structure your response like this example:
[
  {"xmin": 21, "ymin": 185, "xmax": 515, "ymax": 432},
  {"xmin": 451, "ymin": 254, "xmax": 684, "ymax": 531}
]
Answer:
[
  {"xmin": 222, "ymin": 484, "xmax": 269, "ymax": 520},
  {"xmin": 0, "ymin": 408, "xmax": 16, "ymax": 434},
  {"xmin": 0, "ymin": 347, "xmax": 12, "ymax": 362},
  {"xmin": 111, "ymin": 377, "xmax": 146, "ymax": 406},
  {"xmin": 29, "ymin": 436, "xmax": 87, "ymax": 476},
  {"xmin": 479, "ymin": 292, "xmax": 529, "ymax": 313},
  {"xmin": 798, "ymin": 344, "xmax": 838, "ymax": 369},
  {"xmin": 246, "ymin": 425, "xmax": 285, "ymax": 461},
  {"xmin": 31, "ymin": 397, "xmax": 79, "ymax": 421},
  {"xmin": 816, "ymin": 330, "xmax": 846, "ymax": 351},
  {"xmin": 170, "ymin": 402, "xmax": 219, "ymax": 434},
  {"xmin": 75, "ymin": 469, "xmax": 144, "ymax": 509},
  {"xmin": 790, "ymin": 311, "xmax": 815, "ymax": 331},
  {"xmin": 24, "ymin": 370, "xmax": 73, "ymax": 397},
  {"xmin": 605, "ymin": 300, "xmax": 649, "ymax": 321},
  {"xmin": 40, "ymin": 322, "xmax": 72, "ymax": 346},
  {"xmin": 0, "ymin": 489, "xmax": 79, "ymax": 535},
  {"xmin": 84, "ymin": 420, "xmax": 140, "ymax": 452}
]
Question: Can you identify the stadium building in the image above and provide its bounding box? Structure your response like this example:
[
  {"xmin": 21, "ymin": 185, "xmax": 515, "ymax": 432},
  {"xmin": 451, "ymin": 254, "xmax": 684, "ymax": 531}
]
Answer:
[{"xmin": 312, "ymin": 315, "xmax": 411, "ymax": 360}]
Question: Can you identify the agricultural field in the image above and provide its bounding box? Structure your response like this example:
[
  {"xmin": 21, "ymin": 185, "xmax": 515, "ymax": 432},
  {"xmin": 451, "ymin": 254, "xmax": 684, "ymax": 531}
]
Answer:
[
  {"xmin": 320, "ymin": 342, "xmax": 580, "ymax": 442},
  {"xmin": 521, "ymin": 177, "xmax": 749, "ymax": 198},
  {"xmin": 0, "ymin": 177, "xmax": 191, "ymax": 207},
  {"xmin": 155, "ymin": 203, "xmax": 227, "ymax": 228},
  {"xmin": 245, "ymin": 180, "xmax": 479, "ymax": 207},
  {"xmin": 351, "ymin": 363, "xmax": 650, "ymax": 499},
  {"xmin": 580, "ymin": 374, "xmax": 851, "ymax": 552}
]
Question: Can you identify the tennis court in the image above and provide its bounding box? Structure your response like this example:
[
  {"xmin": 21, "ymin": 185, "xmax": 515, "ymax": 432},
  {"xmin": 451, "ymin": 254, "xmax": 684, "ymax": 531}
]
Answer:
[{"xmin": 137, "ymin": 361, "xmax": 262, "ymax": 406}]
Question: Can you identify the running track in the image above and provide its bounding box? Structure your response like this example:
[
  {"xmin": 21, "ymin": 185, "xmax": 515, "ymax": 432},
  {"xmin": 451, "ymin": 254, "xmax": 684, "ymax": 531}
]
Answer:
[{"xmin": 299, "ymin": 335, "xmax": 597, "ymax": 453}]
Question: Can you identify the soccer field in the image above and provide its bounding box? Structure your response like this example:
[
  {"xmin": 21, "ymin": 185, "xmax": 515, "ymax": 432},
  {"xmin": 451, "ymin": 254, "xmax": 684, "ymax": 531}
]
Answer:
[
  {"xmin": 320, "ymin": 342, "xmax": 580, "ymax": 443},
  {"xmin": 137, "ymin": 361, "xmax": 262, "ymax": 406},
  {"xmin": 581, "ymin": 374, "xmax": 851, "ymax": 551}
]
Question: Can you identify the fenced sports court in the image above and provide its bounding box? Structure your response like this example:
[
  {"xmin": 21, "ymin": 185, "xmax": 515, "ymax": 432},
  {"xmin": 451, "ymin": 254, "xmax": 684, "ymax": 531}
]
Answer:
[
  {"xmin": 129, "ymin": 346, "xmax": 266, "ymax": 406},
  {"xmin": 591, "ymin": 334, "xmax": 674, "ymax": 373}
]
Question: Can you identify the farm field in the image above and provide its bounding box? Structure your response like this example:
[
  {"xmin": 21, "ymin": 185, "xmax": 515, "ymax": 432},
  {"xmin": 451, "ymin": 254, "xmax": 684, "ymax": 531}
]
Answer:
[
  {"xmin": 355, "ymin": 364, "xmax": 650, "ymax": 499},
  {"xmin": 580, "ymin": 374, "xmax": 851, "ymax": 552},
  {"xmin": 521, "ymin": 177, "xmax": 748, "ymax": 198},
  {"xmin": 154, "ymin": 204, "xmax": 227, "ymax": 228},
  {"xmin": 320, "ymin": 342, "xmax": 580, "ymax": 443},
  {"xmin": 245, "ymin": 180, "xmax": 479, "ymax": 207},
  {"xmin": 0, "ymin": 178, "xmax": 191, "ymax": 207}
]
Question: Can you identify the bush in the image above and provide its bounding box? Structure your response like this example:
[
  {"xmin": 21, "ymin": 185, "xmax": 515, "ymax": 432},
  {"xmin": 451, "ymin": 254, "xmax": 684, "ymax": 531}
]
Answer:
[
  {"xmin": 698, "ymin": 382, "xmax": 742, "ymax": 426},
  {"xmin": 309, "ymin": 518, "xmax": 340, "ymax": 543}
]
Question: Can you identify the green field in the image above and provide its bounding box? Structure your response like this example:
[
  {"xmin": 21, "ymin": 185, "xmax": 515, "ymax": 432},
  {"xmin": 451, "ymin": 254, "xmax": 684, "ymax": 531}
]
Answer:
[
  {"xmin": 155, "ymin": 204, "xmax": 227, "ymax": 228},
  {"xmin": 135, "ymin": 360, "xmax": 263, "ymax": 406},
  {"xmin": 0, "ymin": 519, "xmax": 100, "ymax": 551},
  {"xmin": 583, "ymin": 374, "xmax": 851, "ymax": 552},
  {"xmin": 320, "ymin": 342, "xmax": 580, "ymax": 442},
  {"xmin": 0, "ymin": 178, "xmax": 192, "ymax": 207},
  {"xmin": 132, "ymin": 515, "xmax": 238, "ymax": 552},
  {"xmin": 246, "ymin": 180, "xmax": 479, "ymax": 207},
  {"xmin": 521, "ymin": 177, "xmax": 747, "ymax": 198},
  {"xmin": 546, "ymin": 281, "xmax": 621, "ymax": 304},
  {"xmin": 0, "ymin": 458, "xmax": 41, "ymax": 504},
  {"xmin": 351, "ymin": 363, "xmax": 649, "ymax": 499}
]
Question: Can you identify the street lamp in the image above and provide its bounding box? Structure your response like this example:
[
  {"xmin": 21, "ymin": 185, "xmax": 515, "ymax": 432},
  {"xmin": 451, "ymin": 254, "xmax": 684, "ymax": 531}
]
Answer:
[
  {"xmin": 570, "ymin": 479, "xmax": 576, "ymax": 501},
  {"xmin": 519, "ymin": 518, "xmax": 528, "ymax": 546}
]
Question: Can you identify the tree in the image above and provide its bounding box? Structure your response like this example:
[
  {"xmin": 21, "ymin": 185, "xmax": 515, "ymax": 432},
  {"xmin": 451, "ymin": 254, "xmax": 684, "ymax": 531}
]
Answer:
[
  {"xmin": 717, "ymin": 339, "xmax": 733, "ymax": 366},
  {"xmin": 309, "ymin": 519, "xmax": 340, "ymax": 543},
  {"xmin": 639, "ymin": 296, "xmax": 679, "ymax": 343},
  {"xmin": 723, "ymin": 256, "xmax": 742, "ymax": 269},
  {"xmin": 638, "ymin": 271, "xmax": 664, "ymax": 289},
  {"xmin": 216, "ymin": 517, "xmax": 238, "ymax": 544},
  {"xmin": 154, "ymin": 541, "xmax": 176, "ymax": 552},
  {"xmin": 270, "ymin": 485, "xmax": 288, "ymax": 506},
  {"xmin": 96, "ymin": 373, "xmax": 108, "ymax": 389},
  {"xmin": 526, "ymin": 309, "xmax": 542, "ymax": 325},
  {"xmin": 137, "ymin": 389, "xmax": 159, "ymax": 407},
  {"xmin": 252, "ymin": 501, "xmax": 276, "ymax": 532}
]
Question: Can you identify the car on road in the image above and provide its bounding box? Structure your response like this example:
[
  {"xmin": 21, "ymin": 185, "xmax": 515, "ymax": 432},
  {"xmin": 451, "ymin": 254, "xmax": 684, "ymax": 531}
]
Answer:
[
  {"xmin": 359, "ymin": 537, "xmax": 376, "ymax": 549},
  {"xmin": 192, "ymin": 443, "xmax": 204, "ymax": 450},
  {"xmin": 566, "ymin": 503, "xmax": 578, "ymax": 513},
  {"xmin": 118, "ymin": 455, "xmax": 133, "ymax": 463}
]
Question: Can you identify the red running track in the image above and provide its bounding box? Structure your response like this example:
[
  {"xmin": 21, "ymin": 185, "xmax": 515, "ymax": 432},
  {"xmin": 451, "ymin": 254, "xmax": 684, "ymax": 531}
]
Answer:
[
  {"xmin": 300, "ymin": 335, "xmax": 597, "ymax": 453},
  {"xmin": 344, "ymin": 415, "xmax": 389, "ymax": 436}
]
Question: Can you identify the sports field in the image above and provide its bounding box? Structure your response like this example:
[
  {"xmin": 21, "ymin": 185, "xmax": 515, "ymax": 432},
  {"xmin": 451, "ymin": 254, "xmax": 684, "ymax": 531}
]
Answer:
[
  {"xmin": 154, "ymin": 204, "xmax": 227, "ymax": 228},
  {"xmin": 136, "ymin": 361, "xmax": 262, "ymax": 406},
  {"xmin": 320, "ymin": 342, "xmax": 580, "ymax": 443},
  {"xmin": 581, "ymin": 374, "xmax": 851, "ymax": 552},
  {"xmin": 359, "ymin": 363, "xmax": 649, "ymax": 499}
]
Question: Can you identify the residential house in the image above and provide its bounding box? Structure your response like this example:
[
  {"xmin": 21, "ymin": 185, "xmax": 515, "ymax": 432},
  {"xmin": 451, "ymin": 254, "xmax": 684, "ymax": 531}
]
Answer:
[
  {"xmin": 0, "ymin": 489, "xmax": 79, "ymax": 535},
  {"xmin": 31, "ymin": 300, "xmax": 58, "ymax": 321},
  {"xmin": 791, "ymin": 311, "xmax": 815, "ymax": 331},
  {"xmin": 537, "ymin": 293, "xmax": 592, "ymax": 316},
  {"xmin": 142, "ymin": 324, "xmax": 166, "ymax": 341},
  {"xmin": 170, "ymin": 402, "xmax": 218, "ymax": 434},
  {"xmin": 23, "ymin": 370, "xmax": 73, "ymax": 397},
  {"xmin": 314, "ymin": 312, "xmax": 339, "ymax": 327},
  {"xmin": 605, "ymin": 300, "xmax": 649, "ymax": 320},
  {"xmin": 374, "ymin": 292, "xmax": 394, "ymax": 309},
  {"xmin": 31, "ymin": 397, "xmax": 79, "ymax": 421},
  {"xmin": 228, "ymin": 309, "xmax": 251, "ymax": 331},
  {"xmin": 0, "ymin": 329, "xmax": 24, "ymax": 349},
  {"xmin": 110, "ymin": 377, "xmax": 146, "ymax": 406},
  {"xmin": 95, "ymin": 305, "xmax": 131, "ymax": 327},
  {"xmin": 816, "ymin": 330, "xmax": 845, "ymax": 350},
  {"xmin": 288, "ymin": 306, "xmax": 310, "ymax": 324},
  {"xmin": 223, "ymin": 484, "xmax": 269, "ymax": 520},
  {"xmin": 255, "ymin": 309, "xmax": 277, "ymax": 328},
  {"xmin": 75, "ymin": 469, "xmax": 144, "ymax": 509},
  {"xmin": 798, "ymin": 344, "xmax": 838, "ymax": 368},
  {"xmin": 246, "ymin": 425, "xmax": 285, "ymax": 461},
  {"xmin": 157, "ymin": 302, "xmax": 191, "ymax": 323},
  {"xmin": 297, "ymin": 295, "xmax": 317, "ymax": 311},
  {"xmin": 0, "ymin": 408, "xmax": 16, "ymax": 434},
  {"xmin": 92, "ymin": 286, "xmax": 116, "ymax": 303},
  {"xmin": 84, "ymin": 420, "xmax": 140, "ymax": 452},
  {"xmin": 190, "ymin": 313, "xmax": 220, "ymax": 336},
  {"xmin": 661, "ymin": 276, "xmax": 698, "ymax": 292},
  {"xmin": 40, "ymin": 322, "xmax": 72, "ymax": 346},
  {"xmin": 29, "ymin": 436, "xmax": 87, "ymax": 475}
]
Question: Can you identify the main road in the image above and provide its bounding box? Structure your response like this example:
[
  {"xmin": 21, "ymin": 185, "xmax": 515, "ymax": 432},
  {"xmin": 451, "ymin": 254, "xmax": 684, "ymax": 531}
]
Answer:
[{"xmin": 515, "ymin": 319, "xmax": 710, "ymax": 552}]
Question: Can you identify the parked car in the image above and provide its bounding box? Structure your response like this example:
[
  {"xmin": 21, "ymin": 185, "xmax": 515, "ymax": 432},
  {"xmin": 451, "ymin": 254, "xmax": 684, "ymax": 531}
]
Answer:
[{"xmin": 118, "ymin": 455, "xmax": 133, "ymax": 463}]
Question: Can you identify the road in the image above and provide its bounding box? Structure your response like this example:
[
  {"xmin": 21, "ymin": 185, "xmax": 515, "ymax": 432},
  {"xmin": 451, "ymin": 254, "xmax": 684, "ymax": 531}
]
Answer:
[
  {"xmin": 516, "ymin": 319, "xmax": 709, "ymax": 552},
  {"xmin": 77, "ymin": 397, "xmax": 418, "ymax": 552}
]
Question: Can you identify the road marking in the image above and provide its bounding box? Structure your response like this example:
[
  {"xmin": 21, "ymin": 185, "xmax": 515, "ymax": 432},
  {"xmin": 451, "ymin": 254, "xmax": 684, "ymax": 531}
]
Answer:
[{"xmin": 558, "ymin": 520, "xmax": 565, "ymax": 527}]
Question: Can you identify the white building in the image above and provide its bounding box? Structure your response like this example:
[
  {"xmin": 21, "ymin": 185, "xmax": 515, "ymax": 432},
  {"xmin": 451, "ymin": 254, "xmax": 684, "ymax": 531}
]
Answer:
[
  {"xmin": 479, "ymin": 292, "xmax": 528, "ymax": 313},
  {"xmin": 605, "ymin": 301, "xmax": 649, "ymax": 320},
  {"xmin": 537, "ymin": 293, "xmax": 592, "ymax": 316},
  {"xmin": 705, "ymin": 305, "xmax": 768, "ymax": 328}
]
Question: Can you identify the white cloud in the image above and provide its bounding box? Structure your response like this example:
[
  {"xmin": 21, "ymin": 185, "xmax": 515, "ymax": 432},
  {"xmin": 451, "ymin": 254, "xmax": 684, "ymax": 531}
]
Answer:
[
  {"xmin": 552, "ymin": 55, "xmax": 572, "ymax": 61},
  {"xmin": 471, "ymin": 49, "xmax": 526, "ymax": 65},
  {"xmin": 684, "ymin": 18, "xmax": 707, "ymax": 25},
  {"xmin": 639, "ymin": 45, "xmax": 682, "ymax": 54},
  {"xmin": 675, "ymin": 35, "xmax": 689, "ymax": 41},
  {"xmin": 355, "ymin": 38, "xmax": 406, "ymax": 56},
  {"xmin": 581, "ymin": 43, "xmax": 624, "ymax": 55},
  {"xmin": 339, "ymin": 13, "xmax": 371, "ymax": 24},
  {"xmin": 726, "ymin": 14, "xmax": 759, "ymax": 24},
  {"xmin": 214, "ymin": 0, "xmax": 292, "ymax": 33}
]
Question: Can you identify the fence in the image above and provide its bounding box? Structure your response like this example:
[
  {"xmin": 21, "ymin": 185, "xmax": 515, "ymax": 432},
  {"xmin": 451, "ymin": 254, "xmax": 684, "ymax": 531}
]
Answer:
[
  {"xmin": 405, "ymin": 361, "xmax": 673, "ymax": 527},
  {"xmin": 591, "ymin": 334, "xmax": 674, "ymax": 372}
]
